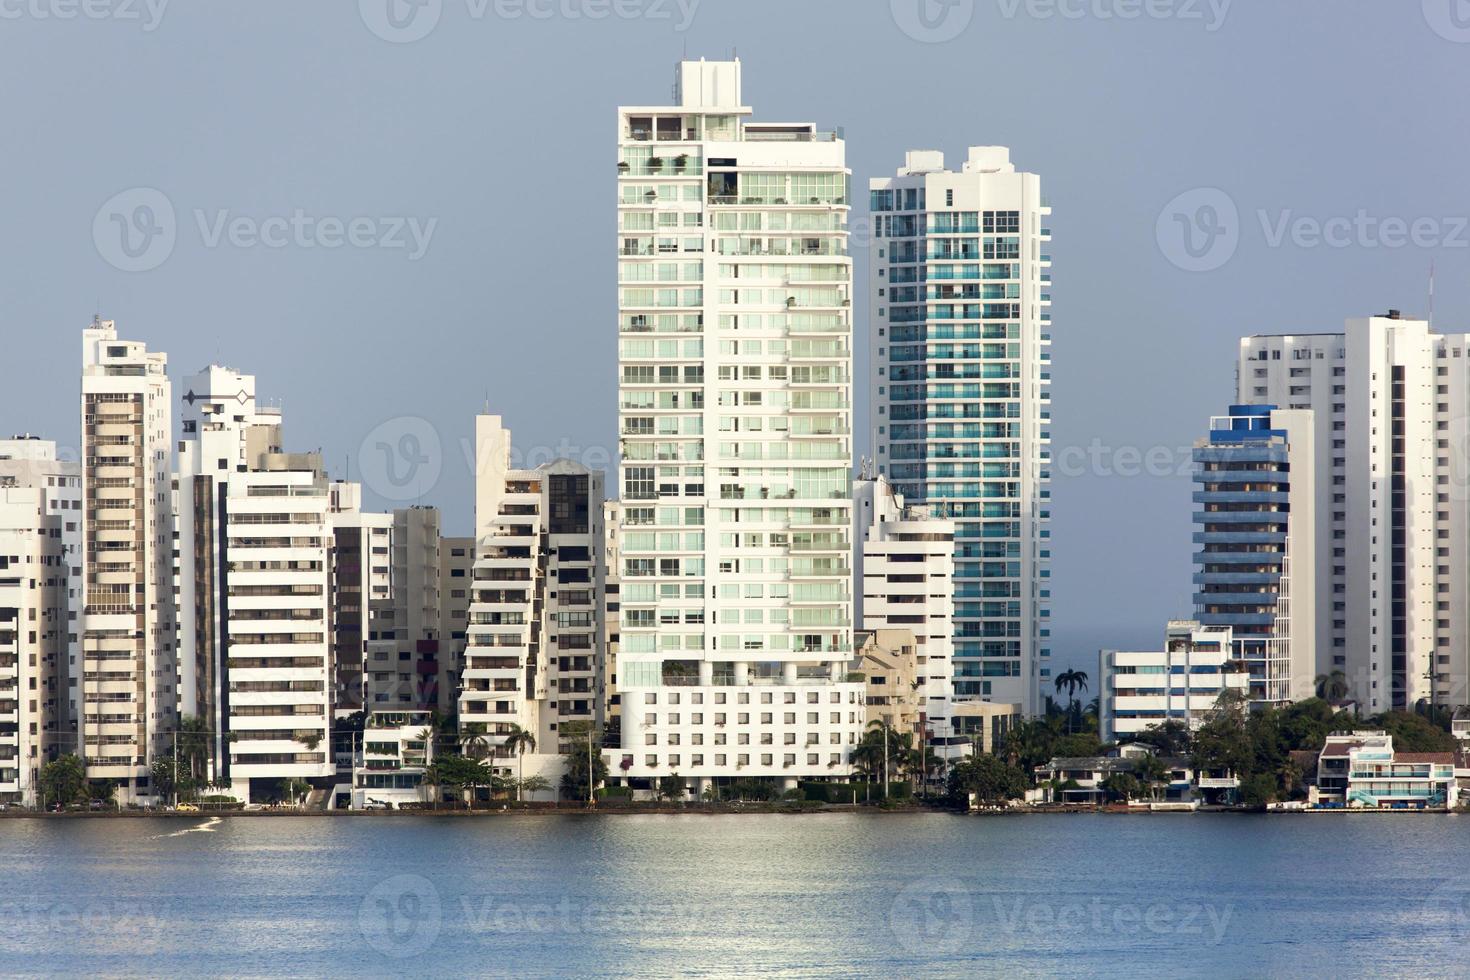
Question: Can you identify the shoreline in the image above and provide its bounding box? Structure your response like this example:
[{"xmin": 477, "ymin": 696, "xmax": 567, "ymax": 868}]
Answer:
[{"xmin": 3, "ymin": 803, "xmax": 1460, "ymax": 818}]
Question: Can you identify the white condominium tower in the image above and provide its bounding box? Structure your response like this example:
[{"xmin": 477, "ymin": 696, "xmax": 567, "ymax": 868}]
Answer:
[
  {"xmin": 0, "ymin": 437, "xmax": 82, "ymax": 743},
  {"xmin": 80, "ymin": 317, "xmax": 174, "ymax": 801},
  {"xmin": 176, "ymin": 365, "xmax": 336, "ymax": 799},
  {"xmin": 616, "ymin": 59, "xmax": 863, "ymax": 791},
  {"xmin": 1238, "ymin": 311, "xmax": 1469, "ymax": 712},
  {"xmin": 0, "ymin": 485, "xmax": 68, "ymax": 804},
  {"xmin": 869, "ymin": 148, "xmax": 1052, "ymax": 716},
  {"xmin": 459, "ymin": 416, "xmax": 606, "ymax": 777}
]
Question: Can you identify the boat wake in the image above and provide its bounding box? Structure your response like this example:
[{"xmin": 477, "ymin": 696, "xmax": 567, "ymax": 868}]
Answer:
[{"xmin": 156, "ymin": 815, "xmax": 223, "ymax": 838}]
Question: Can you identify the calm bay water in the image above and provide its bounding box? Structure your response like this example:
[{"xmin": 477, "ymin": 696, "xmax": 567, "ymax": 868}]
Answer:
[{"xmin": 1, "ymin": 812, "xmax": 1467, "ymax": 977}]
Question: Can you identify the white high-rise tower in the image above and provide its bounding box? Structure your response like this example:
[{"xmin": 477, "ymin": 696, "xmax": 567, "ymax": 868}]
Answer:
[
  {"xmin": 80, "ymin": 317, "xmax": 174, "ymax": 800},
  {"xmin": 615, "ymin": 59, "xmax": 863, "ymax": 793},
  {"xmin": 869, "ymin": 148, "xmax": 1053, "ymax": 715}
]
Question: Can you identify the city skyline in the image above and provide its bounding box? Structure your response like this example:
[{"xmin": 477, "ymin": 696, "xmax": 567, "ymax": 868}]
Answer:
[{"xmin": 3, "ymin": 3, "xmax": 1467, "ymax": 675}]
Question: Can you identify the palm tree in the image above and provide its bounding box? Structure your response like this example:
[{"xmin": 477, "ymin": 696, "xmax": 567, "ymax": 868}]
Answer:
[
  {"xmin": 1054, "ymin": 670, "xmax": 1090, "ymax": 733},
  {"xmin": 459, "ymin": 723, "xmax": 490, "ymax": 761},
  {"xmin": 1315, "ymin": 670, "xmax": 1349, "ymax": 701},
  {"xmin": 415, "ymin": 727, "xmax": 436, "ymax": 766},
  {"xmin": 503, "ymin": 724, "xmax": 537, "ymax": 802}
]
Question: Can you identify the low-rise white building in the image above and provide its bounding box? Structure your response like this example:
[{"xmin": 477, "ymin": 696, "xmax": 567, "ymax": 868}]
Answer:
[
  {"xmin": 350, "ymin": 709, "xmax": 432, "ymax": 810},
  {"xmin": 1315, "ymin": 732, "xmax": 1458, "ymax": 809},
  {"xmin": 1100, "ymin": 621, "xmax": 1249, "ymax": 743}
]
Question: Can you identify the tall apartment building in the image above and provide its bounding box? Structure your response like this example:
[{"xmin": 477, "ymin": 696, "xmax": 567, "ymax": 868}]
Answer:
[
  {"xmin": 438, "ymin": 536, "xmax": 473, "ymax": 713},
  {"xmin": 80, "ymin": 317, "xmax": 174, "ymax": 800},
  {"xmin": 0, "ymin": 437, "xmax": 82, "ymax": 740},
  {"xmin": 616, "ymin": 59, "xmax": 863, "ymax": 792},
  {"xmin": 602, "ymin": 500, "xmax": 621, "ymax": 724},
  {"xmin": 1238, "ymin": 312, "xmax": 1467, "ymax": 711},
  {"xmin": 869, "ymin": 146, "xmax": 1052, "ymax": 715},
  {"xmin": 1099, "ymin": 621, "xmax": 1250, "ymax": 743},
  {"xmin": 0, "ymin": 487, "xmax": 68, "ymax": 804},
  {"xmin": 326, "ymin": 480, "xmax": 394, "ymax": 718},
  {"xmin": 1193, "ymin": 404, "xmax": 1317, "ymax": 706},
  {"xmin": 175, "ymin": 365, "xmax": 334, "ymax": 798},
  {"xmin": 459, "ymin": 416, "xmax": 606, "ymax": 779},
  {"xmin": 853, "ymin": 474, "xmax": 957, "ymax": 742}
]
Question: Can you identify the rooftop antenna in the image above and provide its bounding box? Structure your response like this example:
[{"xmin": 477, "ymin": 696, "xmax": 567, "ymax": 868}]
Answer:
[{"xmin": 1428, "ymin": 259, "xmax": 1435, "ymax": 330}]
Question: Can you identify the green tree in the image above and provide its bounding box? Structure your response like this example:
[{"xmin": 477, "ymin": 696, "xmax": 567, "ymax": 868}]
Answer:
[
  {"xmin": 1133, "ymin": 719, "xmax": 1192, "ymax": 757},
  {"xmin": 516, "ymin": 775, "xmax": 552, "ymax": 799},
  {"xmin": 503, "ymin": 724, "xmax": 537, "ymax": 802},
  {"xmin": 947, "ymin": 753, "xmax": 1028, "ymax": 805},
  {"xmin": 558, "ymin": 722, "xmax": 608, "ymax": 802},
  {"xmin": 1368, "ymin": 711, "xmax": 1456, "ymax": 753},
  {"xmin": 1314, "ymin": 670, "xmax": 1350, "ymax": 701},
  {"xmin": 1191, "ymin": 689, "xmax": 1254, "ymax": 777},
  {"xmin": 39, "ymin": 754, "xmax": 87, "ymax": 807},
  {"xmin": 1100, "ymin": 772, "xmax": 1141, "ymax": 803},
  {"xmin": 1134, "ymin": 754, "xmax": 1170, "ymax": 802},
  {"xmin": 658, "ymin": 774, "xmax": 686, "ymax": 802}
]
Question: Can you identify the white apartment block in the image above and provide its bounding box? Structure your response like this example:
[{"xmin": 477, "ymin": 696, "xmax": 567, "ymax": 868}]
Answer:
[
  {"xmin": 1099, "ymin": 621, "xmax": 1249, "ymax": 743},
  {"xmin": 869, "ymin": 147, "xmax": 1052, "ymax": 716},
  {"xmin": 1238, "ymin": 312, "xmax": 1468, "ymax": 711},
  {"xmin": 0, "ymin": 487, "xmax": 68, "ymax": 804},
  {"xmin": 175, "ymin": 365, "xmax": 334, "ymax": 798},
  {"xmin": 459, "ymin": 416, "xmax": 606, "ymax": 782},
  {"xmin": 1192, "ymin": 405, "xmax": 1317, "ymax": 706},
  {"xmin": 0, "ymin": 437, "xmax": 82, "ymax": 741},
  {"xmin": 853, "ymin": 474, "xmax": 956, "ymax": 742},
  {"xmin": 616, "ymin": 59, "xmax": 863, "ymax": 791},
  {"xmin": 80, "ymin": 317, "xmax": 174, "ymax": 800}
]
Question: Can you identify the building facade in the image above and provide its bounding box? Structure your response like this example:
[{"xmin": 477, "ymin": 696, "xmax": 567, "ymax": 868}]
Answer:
[
  {"xmin": 0, "ymin": 487, "xmax": 68, "ymax": 804},
  {"xmin": 80, "ymin": 317, "xmax": 174, "ymax": 800},
  {"xmin": 459, "ymin": 416, "xmax": 606, "ymax": 782},
  {"xmin": 1099, "ymin": 621, "xmax": 1250, "ymax": 742},
  {"xmin": 0, "ymin": 437, "xmax": 82, "ymax": 744},
  {"xmin": 869, "ymin": 146, "xmax": 1052, "ymax": 715},
  {"xmin": 854, "ymin": 474, "xmax": 956, "ymax": 744},
  {"xmin": 1238, "ymin": 312, "xmax": 1468, "ymax": 711},
  {"xmin": 1193, "ymin": 404, "xmax": 1316, "ymax": 706},
  {"xmin": 616, "ymin": 59, "xmax": 863, "ymax": 791}
]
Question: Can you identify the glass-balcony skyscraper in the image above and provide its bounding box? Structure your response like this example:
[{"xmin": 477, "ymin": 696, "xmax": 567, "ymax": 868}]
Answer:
[{"xmin": 869, "ymin": 148, "xmax": 1052, "ymax": 716}]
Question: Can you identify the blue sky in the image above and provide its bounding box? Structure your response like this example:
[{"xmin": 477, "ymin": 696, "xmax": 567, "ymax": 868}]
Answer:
[{"xmin": 2, "ymin": 0, "xmax": 1466, "ymax": 671}]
